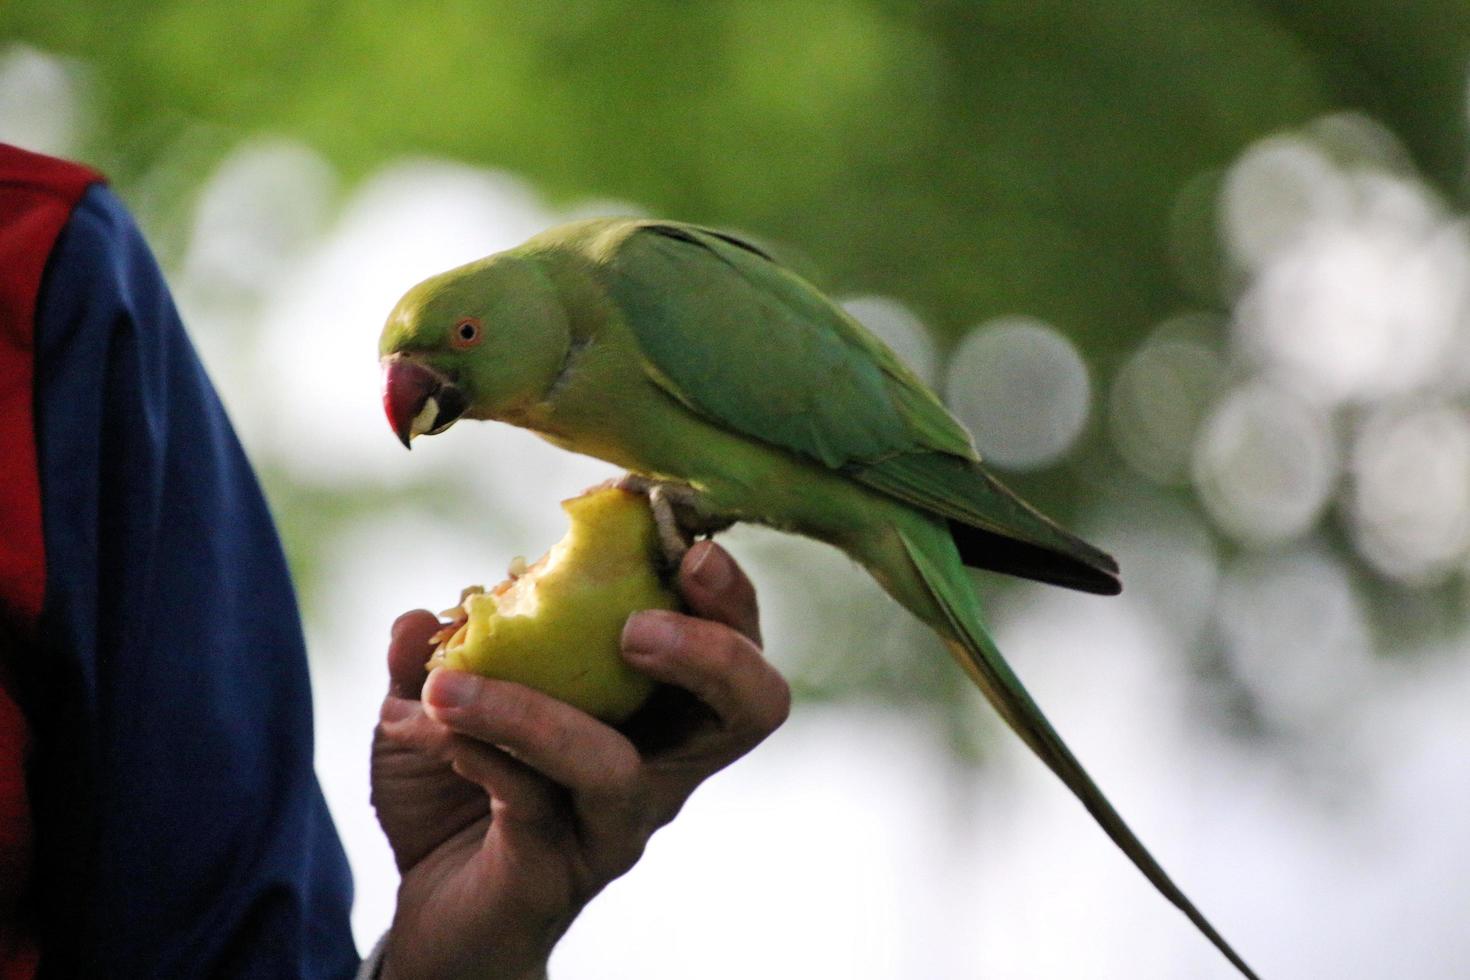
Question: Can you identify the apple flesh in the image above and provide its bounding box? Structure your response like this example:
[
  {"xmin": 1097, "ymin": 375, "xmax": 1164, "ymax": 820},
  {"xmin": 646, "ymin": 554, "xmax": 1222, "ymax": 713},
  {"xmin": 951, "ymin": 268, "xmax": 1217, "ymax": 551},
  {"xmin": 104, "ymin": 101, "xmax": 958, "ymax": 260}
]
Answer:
[{"xmin": 428, "ymin": 485, "xmax": 680, "ymax": 723}]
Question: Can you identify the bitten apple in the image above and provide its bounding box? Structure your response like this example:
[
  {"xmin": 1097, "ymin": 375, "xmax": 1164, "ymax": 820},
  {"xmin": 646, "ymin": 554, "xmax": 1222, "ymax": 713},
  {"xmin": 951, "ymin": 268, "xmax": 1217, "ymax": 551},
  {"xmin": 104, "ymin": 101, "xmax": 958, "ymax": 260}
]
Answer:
[{"xmin": 428, "ymin": 485, "xmax": 680, "ymax": 722}]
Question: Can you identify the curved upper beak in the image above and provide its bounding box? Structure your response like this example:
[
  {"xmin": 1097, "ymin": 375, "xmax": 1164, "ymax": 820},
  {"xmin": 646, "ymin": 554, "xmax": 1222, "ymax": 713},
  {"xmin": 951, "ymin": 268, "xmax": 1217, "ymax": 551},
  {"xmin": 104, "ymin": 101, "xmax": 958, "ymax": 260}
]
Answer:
[{"xmin": 381, "ymin": 355, "xmax": 468, "ymax": 449}]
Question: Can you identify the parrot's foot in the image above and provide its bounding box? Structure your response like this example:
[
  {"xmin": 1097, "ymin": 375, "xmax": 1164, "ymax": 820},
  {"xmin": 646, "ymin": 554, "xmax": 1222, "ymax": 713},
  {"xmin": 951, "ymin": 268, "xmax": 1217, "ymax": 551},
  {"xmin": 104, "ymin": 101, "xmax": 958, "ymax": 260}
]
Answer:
[
  {"xmin": 613, "ymin": 474, "xmax": 733, "ymax": 570},
  {"xmin": 649, "ymin": 485, "xmax": 694, "ymax": 569}
]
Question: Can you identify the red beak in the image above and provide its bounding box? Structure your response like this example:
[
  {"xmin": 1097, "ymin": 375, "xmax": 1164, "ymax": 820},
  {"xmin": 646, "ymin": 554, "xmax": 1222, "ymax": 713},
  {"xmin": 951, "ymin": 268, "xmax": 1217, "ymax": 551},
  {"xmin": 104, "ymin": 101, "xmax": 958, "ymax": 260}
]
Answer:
[{"xmin": 381, "ymin": 356, "xmax": 463, "ymax": 449}]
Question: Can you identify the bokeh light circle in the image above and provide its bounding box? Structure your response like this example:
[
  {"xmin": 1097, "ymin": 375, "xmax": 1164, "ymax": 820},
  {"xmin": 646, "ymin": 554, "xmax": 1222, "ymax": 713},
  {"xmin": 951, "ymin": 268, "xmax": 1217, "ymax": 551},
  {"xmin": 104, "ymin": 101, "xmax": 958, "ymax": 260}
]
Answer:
[
  {"xmin": 1220, "ymin": 136, "xmax": 1350, "ymax": 272},
  {"xmin": 1349, "ymin": 403, "xmax": 1470, "ymax": 583},
  {"xmin": 1109, "ymin": 329, "xmax": 1223, "ymax": 486},
  {"xmin": 1306, "ymin": 111, "xmax": 1414, "ymax": 174},
  {"xmin": 945, "ymin": 316, "xmax": 1090, "ymax": 470},
  {"xmin": 0, "ymin": 45, "xmax": 86, "ymax": 158},
  {"xmin": 1215, "ymin": 548, "xmax": 1372, "ymax": 732},
  {"xmin": 184, "ymin": 137, "xmax": 339, "ymax": 304},
  {"xmin": 1193, "ymin": 381, "xmax": 1337, "ymax": 545},
  {"xmin": 1231, "ymin": 166, "xmax": 1469, "ymax": 405}
]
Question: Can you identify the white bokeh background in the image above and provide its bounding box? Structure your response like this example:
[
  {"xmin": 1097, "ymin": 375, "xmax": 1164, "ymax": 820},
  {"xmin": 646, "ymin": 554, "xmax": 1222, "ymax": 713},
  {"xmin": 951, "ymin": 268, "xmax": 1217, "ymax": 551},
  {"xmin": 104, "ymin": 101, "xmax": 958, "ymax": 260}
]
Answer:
[{"xmin": 10, "ymin": 44, "xmax": 1470, "ymax": 979}]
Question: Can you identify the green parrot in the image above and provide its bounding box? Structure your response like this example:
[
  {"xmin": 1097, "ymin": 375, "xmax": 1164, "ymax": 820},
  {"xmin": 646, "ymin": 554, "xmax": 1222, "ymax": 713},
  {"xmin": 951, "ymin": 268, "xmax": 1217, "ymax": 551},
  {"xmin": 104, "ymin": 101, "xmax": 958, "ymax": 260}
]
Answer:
[{"xmin": 379, "ymin": 218, "xmax": 1258, "ymax": 979}]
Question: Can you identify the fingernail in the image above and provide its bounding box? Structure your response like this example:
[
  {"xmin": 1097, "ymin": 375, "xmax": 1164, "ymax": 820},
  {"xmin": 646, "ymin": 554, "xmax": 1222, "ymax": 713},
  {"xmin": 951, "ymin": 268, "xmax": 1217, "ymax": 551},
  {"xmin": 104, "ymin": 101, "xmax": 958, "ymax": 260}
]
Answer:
[
  {"xmin": 622, "ymin": 611, "xmax": 681, "ymax": 656},
  {"xmin": 688, "ymin": 543, "xmax": 731, "ymax": 592},
  {"xmin": 424, "ymin": 669, "xmax": 477, "ymax": 710}
]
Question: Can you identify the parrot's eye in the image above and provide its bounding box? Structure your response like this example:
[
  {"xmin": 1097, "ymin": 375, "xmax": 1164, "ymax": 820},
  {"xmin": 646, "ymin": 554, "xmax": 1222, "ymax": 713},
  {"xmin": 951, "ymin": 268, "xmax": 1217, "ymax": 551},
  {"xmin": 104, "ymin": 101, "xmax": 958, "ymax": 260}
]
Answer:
[{"xmin": 450, "ymin": 317, "xmax": 483, "ymax": 349}]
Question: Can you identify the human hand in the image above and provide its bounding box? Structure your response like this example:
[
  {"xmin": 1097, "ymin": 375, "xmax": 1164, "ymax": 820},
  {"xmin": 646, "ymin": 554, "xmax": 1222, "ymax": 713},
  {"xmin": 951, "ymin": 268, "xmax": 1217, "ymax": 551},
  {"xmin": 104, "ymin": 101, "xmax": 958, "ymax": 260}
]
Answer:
[{"xmin": 370, "ymin": 541, "xmax": 788, "ymax": 980}]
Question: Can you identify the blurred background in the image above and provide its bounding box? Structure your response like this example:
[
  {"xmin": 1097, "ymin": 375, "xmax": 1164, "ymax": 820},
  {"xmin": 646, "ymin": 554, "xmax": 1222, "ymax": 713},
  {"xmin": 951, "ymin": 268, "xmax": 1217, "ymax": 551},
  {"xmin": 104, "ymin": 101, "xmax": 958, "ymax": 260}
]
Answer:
[{"xmin": 6, "ymin": 2, "xmax": 1470, "ymax": 976}]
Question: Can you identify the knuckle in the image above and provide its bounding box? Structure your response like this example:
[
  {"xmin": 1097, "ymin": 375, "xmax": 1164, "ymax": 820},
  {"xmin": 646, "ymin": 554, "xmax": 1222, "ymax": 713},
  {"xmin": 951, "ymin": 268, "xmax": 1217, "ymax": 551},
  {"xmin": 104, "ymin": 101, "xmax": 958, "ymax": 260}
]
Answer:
[
  {"xmin": 706, "ymin": 627, "xmax": 750, "ymax": 676},
  {"xmin": 733, "ymin": 667, "xmax": 790, "ymax": 738},
  {"xmin": 623, "ymin": 835, "xmax": 650, "ymax": 868},
  {"xmin": 608, "ymin": 745, "xmax": 645, "ymax": 794},
  {"xmin": 586, "ymin": 746, "xmax": 644, "ymax": 804},
  {"xmin": 652, "ymin": 792, "xmax": 689, "ymax": 830},
  {"xmin": 762, "ymin": 674, "xmax": 793, "ymax": 731},
  {"xmin": 597, "ymin": 832, "xmax": 651, "ymax": 881}
]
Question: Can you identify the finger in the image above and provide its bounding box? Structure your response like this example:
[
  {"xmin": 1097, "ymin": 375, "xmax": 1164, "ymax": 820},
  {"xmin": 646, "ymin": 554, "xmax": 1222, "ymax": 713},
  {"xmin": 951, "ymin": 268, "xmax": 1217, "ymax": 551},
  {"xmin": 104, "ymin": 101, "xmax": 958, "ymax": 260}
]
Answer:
[
  {"xmin": 388, "ymin": 609, "xmax": 441, "ymax": 699},
  {"xmin": 621, "ymin": 610, "xmax": 790, "ymax": 745},
  {"xmin": 376, "ymin": 700, "xmax": 453, "ymax": 756},
  {"xmin": 446, "ymin": 736, "xmax": 562, "ymax": 827},
  {"xmin": 679, "ymin": 541, "xmax": 761, "ymax": 646},
  {"xmin": 421, "ymin": 669, "xmax": 645, "ymax": 808}
]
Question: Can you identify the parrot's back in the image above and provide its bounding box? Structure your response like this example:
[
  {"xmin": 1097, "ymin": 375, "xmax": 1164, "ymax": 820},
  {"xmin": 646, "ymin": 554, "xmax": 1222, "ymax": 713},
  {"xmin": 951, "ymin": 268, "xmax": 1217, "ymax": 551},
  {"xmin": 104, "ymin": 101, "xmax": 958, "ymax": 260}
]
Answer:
[{"xmin": 542, "ymin": 218, "xmax": 1120, "ymax": 595}]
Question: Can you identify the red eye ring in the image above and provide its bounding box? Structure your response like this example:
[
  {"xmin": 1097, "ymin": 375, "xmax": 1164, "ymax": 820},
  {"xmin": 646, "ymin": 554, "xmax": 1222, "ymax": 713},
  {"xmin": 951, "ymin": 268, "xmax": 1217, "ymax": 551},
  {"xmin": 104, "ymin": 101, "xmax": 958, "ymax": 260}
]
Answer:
[{"xmin": 450, "ymin": 316, "xmax": 483, "ymax": 348}]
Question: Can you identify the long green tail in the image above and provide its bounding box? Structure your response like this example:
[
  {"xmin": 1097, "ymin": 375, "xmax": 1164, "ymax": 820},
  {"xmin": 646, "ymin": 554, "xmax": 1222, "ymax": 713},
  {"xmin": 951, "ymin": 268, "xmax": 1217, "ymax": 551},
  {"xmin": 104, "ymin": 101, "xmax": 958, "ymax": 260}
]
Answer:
[{"xmin": 897, "ymin": 525, "xmax": 1260, "ymax": 980}]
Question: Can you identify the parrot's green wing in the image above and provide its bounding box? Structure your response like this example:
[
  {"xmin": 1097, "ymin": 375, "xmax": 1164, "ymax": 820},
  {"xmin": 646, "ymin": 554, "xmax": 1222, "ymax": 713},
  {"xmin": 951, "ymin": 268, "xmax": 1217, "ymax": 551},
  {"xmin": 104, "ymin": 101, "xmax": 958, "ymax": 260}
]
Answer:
[
  {"xmin": 603, "ymin": 222, "xmax": 975, "ymax": 466},
  {"xmin": 600, "ymin": 222, "xmax": 1119, "ymax": 593}
]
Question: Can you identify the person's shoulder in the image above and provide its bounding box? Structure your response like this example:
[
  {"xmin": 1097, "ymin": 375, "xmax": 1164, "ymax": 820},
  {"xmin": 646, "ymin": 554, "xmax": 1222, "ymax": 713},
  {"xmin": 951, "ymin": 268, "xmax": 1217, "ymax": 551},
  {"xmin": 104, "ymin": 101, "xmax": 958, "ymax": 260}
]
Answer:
[
  {"xmin": 40, "ymin": 162, "xmax": 167, "ymax": 315},
  {"xmin": 32, "ymin": 154, "xmax": 175, "ymax": 362},
  {"xmin": 0, "ymin": 144, "xmax": 125, "ymax": 293},
  {"xmin": 0, "ymin": 144, "xmax": 143, "ymax": 266},
  {"xmin": 54, "ymin": 182, "xmax": 147, "ymax": 265},
  {"xmin": 0, "ymin": 142, "xmax": 103, "ymax": 205}
]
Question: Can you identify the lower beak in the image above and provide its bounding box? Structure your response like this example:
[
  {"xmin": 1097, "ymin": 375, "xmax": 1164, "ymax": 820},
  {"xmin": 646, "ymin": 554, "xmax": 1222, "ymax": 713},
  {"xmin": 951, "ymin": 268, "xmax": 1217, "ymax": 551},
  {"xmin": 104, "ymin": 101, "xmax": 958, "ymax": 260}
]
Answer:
[{"xmin": 381, "ymin": 356, "xmax": 467, "ymax": 449}]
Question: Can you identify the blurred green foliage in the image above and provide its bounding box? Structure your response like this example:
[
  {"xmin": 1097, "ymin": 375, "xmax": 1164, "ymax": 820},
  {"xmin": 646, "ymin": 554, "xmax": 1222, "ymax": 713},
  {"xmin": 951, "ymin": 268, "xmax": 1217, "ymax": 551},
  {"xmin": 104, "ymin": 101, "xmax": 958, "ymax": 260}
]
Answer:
[
  {"xmin": 13, "ymin": 1, "xmax": 1467, "ymax": 350},
  {"xmin": 8, "ymin": 0, "xmax": 1470, "ymax": 732}
]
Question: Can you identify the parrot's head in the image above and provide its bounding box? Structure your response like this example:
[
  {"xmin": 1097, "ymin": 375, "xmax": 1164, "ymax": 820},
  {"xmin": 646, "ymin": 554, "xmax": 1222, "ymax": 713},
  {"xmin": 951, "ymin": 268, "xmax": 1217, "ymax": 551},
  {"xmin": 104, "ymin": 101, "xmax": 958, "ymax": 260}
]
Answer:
[{"xmin": 378, "ymin": 253, "xmax": 572, "ymax": 448}]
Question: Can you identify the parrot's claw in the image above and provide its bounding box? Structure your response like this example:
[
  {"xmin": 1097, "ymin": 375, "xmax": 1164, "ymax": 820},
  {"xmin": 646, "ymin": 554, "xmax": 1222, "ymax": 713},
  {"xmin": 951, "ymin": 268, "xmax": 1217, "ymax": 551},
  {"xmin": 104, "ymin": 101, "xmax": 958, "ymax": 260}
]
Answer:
[
  {"xmin": 649, "ymin": 485, "xmax": 691, "ymax": 570},
  {"xmin": 612, "ymin": 474, "xmax": 733, "ymax": 571}
]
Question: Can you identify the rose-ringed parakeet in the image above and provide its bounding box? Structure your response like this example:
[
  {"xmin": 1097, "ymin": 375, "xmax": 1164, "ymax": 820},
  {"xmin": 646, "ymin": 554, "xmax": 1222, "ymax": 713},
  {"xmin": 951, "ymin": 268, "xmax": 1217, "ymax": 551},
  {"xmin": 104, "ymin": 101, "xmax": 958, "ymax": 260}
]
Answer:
[{"xmin": 379, "ymin": 219, "xmax": 1258, "ymax": 978}]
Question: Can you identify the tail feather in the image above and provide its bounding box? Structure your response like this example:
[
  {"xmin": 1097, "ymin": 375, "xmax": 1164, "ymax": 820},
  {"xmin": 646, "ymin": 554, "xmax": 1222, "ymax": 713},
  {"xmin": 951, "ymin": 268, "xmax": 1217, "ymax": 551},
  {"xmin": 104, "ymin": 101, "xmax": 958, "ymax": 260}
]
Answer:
[{"xmin": 897, "ymin": 525, "xmax": 1260, "ymax": 980}]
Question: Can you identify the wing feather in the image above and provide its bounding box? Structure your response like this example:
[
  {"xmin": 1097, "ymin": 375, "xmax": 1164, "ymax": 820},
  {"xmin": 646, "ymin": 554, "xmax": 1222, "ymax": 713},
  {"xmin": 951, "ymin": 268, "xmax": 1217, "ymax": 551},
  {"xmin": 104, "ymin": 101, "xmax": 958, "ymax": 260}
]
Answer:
[
  {"xmin": 605, "ymin": 222, "xmax": 974, "ymax": 465},
  {"xmin": 597, "ymin": 221, "xmax": 1119, "ymax": 592}
]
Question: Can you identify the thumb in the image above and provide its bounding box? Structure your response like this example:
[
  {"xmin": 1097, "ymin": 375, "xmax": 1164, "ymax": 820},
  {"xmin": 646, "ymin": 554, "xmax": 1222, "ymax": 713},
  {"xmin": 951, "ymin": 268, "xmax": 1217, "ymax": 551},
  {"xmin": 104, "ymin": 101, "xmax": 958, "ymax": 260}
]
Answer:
[{"xmin": 387, "ymin": 610, "xmax": 441, "ymax": 700}]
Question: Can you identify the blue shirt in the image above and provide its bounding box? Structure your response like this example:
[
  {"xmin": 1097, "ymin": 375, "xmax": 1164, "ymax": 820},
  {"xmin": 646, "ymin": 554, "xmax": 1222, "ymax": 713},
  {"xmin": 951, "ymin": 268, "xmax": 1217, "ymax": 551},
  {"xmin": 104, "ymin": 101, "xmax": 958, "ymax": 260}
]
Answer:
[{"xmin": 20, "ymin": 180, "xmax": 357, "ymax": 978}]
